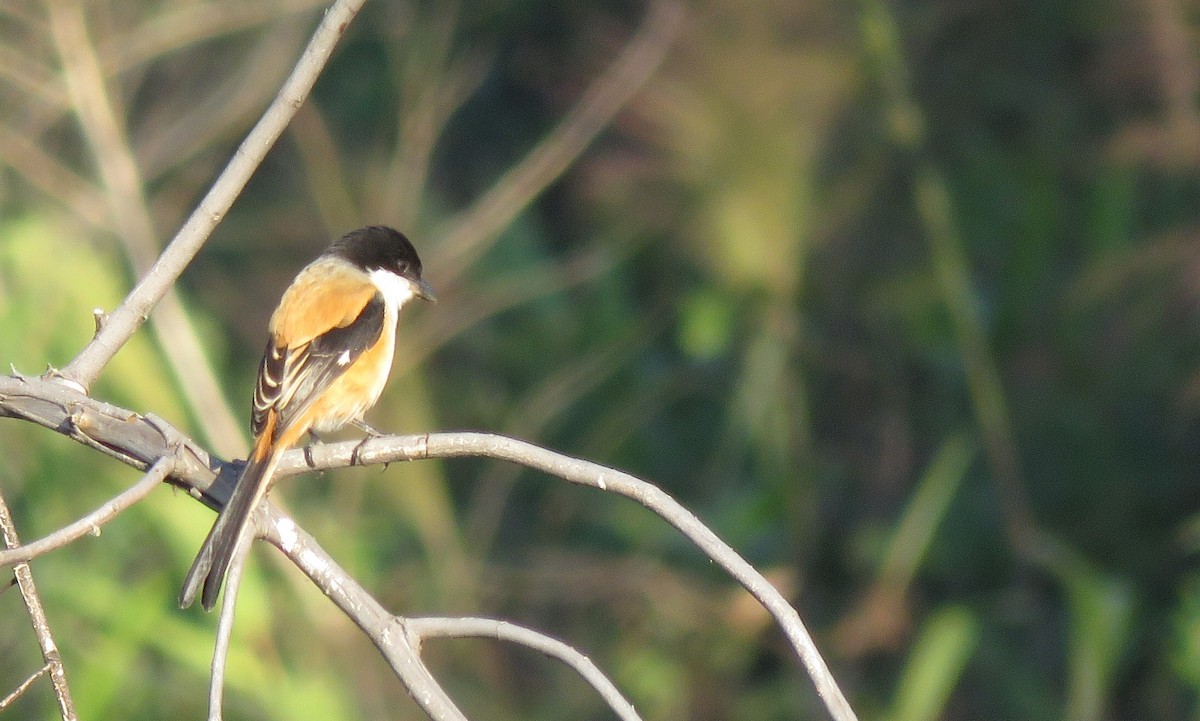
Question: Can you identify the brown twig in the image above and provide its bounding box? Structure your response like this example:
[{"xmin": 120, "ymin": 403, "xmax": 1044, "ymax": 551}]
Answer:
[
  {"xmin": 0, "ymin": 662, "xmax": 51, "ymax": 714},
  {"xmin": 0, "ymin": 489, "xmax": 77, "ymax": 721}
]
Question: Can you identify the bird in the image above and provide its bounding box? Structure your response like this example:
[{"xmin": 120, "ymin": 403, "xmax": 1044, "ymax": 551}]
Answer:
[{"xmin": 179, "ymin": 225, "xmax": 435, "ymax": 611}]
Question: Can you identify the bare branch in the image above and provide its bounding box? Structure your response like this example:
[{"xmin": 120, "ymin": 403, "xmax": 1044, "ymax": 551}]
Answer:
[
  {"xmin": 0, "ymin": 374, "xmax": 469, "ymax": 719},
  {"xmin": 288, "ymin": 432, "xmax": 860, "ymax": 721},
  {"xmin": 47, "ymin": 0, "xmax": 245, "ymax": 456},
  {"xmin": 0, "ymin": 373, "xmax": 858, "ymax": 721},
  {"xmin": 0, "ymin": 455, "xmax": 174, "ymax": 567},
  {"xmin": 408, "ymin": 616, "xmax": 643, "ymax": 721},
  {"xmin": 0, "ymin": 376, "xmax": 218, "ymax": 484},
  {"xmin": 261, "ymin": 510, "xmax": 471, "ymax": 721},
  {"xmin": 61, "ymin": 0, "xmax": 368, "ymax": 390},
  {"xmin": 1, "ymin": 1, "xmax": 860, "ymax": 719},
  {"xmin": 0, "ymin": 662, "xmax": 51, "ymax": 714},
  {"xmin": 206, "ymin": 526, "xmax": 255, "ymax": 721},
  {"xmin": 0, "ymin": 490, "xmax": 78, "ymax": 721}
]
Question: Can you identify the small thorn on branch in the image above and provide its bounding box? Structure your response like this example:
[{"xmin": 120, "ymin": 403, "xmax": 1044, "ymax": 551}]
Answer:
[
  {"xmin": 40, "ymin": 366, "xmax": 87, "ymax": 394},
  {"xmin": 92, "ymin": 307, "xmax": 108, "ymax": 336}
]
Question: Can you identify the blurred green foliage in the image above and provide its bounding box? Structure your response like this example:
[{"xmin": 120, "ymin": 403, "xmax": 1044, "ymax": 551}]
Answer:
[{"xmin": 3, "ymin": 0, "xmax": 1200, "ymax": 719}]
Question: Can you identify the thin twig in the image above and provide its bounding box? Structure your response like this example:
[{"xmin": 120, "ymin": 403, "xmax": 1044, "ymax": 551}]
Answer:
[
  {"xmin": 61, "ymin": 0, "xmax": 368, "ymax": 390},
  {"xmin": 0, "ymin": 662, "xmax": 51, "ymax": 714},
  {"xmin": 0, "ymin": 455, "xmax": 174, "ymax": 567},
  {"xmin": 408, "ymin": 616, "xmax": 643, "ymax": 721},
  {"xmin": 206, "ymin": 523, "xmax": 255, "ymax": 721},
  {"xmin": 0, "ymin": 490, "xmax": 78, "ymax": 721}
]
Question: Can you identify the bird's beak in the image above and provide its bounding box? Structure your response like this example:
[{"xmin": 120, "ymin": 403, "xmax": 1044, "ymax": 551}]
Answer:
[{"xmin": 414, "ymin": 278, "xmax": 437, "ymax": 302}]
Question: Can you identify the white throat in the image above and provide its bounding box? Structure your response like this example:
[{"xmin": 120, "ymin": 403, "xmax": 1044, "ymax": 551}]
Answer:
[{"xmin": 369, "ymin": 268, "xmax": 418, "ymax": 310}]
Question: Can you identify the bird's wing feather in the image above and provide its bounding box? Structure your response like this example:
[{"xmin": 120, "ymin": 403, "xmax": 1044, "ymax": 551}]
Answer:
[{"xmin": 250, "ymin": 261, "xmax": 386, "ymax": 438}]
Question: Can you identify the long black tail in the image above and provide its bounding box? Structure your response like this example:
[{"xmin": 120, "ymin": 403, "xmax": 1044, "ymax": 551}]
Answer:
[{"xmin": 179, "ymin": 447, "xmax": 280, "ymax": 611}]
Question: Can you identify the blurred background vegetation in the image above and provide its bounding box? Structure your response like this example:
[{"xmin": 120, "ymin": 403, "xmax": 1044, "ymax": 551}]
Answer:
[{"xmin": 3, "ymin": 0, "xmax": 1200, "ymax": 719}]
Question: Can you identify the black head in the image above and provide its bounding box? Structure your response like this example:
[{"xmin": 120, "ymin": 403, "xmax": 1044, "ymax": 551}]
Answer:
[{"xmin": 327, "ymin": 226, "xmax": 435, "ymax": 300}]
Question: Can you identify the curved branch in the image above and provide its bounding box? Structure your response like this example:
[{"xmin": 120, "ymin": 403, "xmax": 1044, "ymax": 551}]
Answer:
[
  {"xmin": 0, "ymin": 374, "xmax": 467, "ymax": 720},
  {"xmin": 0, "ymin": 374, "xmax": 858, "ymax": 721},
  {"xmin": 407, "ymin": 616, "xmax": 643, "ymax": 721},
  {"xmin": 0, "ymin": 455, "xmax": 175, "ymax": 567},
  {"xmin": 293, "ymin": 432, "xmax": 860, "ymax": 721}
]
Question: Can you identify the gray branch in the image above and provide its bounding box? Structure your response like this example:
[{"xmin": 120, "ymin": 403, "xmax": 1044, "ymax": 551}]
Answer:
[
  {"xmin": 0, "ymin": 373, "xmax": 860, "ymax": 721},
  {"xmin": 0, "ymin": 0, "xmax": 860, "ymax": 716},
  {"xmin": 60, "ymin": 0, "xmax": 369, "ymax": 390},
  {"xmin": 0, "ymin": 485, "xmax": 78, "ymax": 720},
  {"xmin": 0, "ymin": 455, "xmax": 175, "ymax": 566},
  {"xmin": 407, "ymin": 616, "xmax": 643, "ymax": 721}
]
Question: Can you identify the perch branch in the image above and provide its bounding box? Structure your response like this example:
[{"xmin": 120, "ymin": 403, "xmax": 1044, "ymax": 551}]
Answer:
[
  {"xmin": 0, "ymin": 372, "xmax": 858, "ymax": 721},
  {"xmin": 306, "ymin": 432, "xmax": 860, "ymax": 721},
  {"xmin": 262, "ymin": 511, "xmax": 470, "ymax": 721},
  {"xmin": 214, "ymin": 425, "xmax": 859, "ymax": 721}
]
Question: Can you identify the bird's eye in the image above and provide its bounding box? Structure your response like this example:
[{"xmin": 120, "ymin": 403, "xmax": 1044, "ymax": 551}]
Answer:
[{"xmin": 396, "ymin": 261, "xmax": 409, "ymax": 274}]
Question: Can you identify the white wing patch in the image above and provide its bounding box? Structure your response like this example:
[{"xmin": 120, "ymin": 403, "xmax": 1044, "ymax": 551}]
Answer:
[{"xmin": 337, "ymin": 349, "xmax": 351, "ymax": 366}]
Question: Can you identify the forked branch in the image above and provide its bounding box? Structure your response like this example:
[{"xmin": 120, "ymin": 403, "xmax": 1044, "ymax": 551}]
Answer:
[{"xmin": 0, "ymin": 375, "xmax": 860, "ymax": 721}]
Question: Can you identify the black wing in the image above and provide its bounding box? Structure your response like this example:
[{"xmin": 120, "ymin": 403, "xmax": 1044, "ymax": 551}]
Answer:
[{"xmin": 251, "ymin": 293, "xmax": 386, "ymax": 439}]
